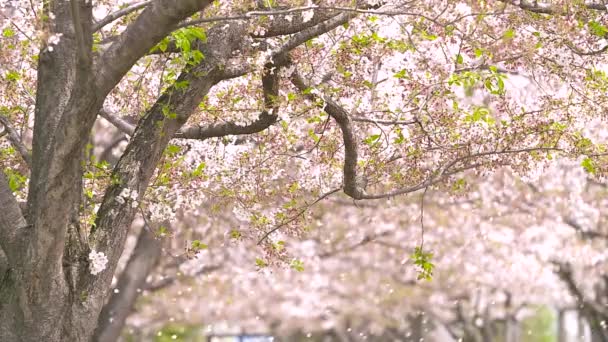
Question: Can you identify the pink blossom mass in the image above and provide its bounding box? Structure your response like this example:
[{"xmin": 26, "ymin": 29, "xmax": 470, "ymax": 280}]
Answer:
[{"xmin": 1, "ymin": 0, "xmax": 608, "ymax": 341}]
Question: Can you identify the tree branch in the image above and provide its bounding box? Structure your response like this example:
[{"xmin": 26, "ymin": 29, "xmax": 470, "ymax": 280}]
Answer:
[
  {"xmin": 257, "ymin": 187, "xmax": 341, "ymax": 244},
  {"xmin": 144, "ymin": 264, "xmax": 221, "ymax": 292},
  {"xmin": 177, "ymin": 3, "xmax": 421, "ymax": 29},
  {"xmin": 274, "ymin": 11, "xmax": 355, "ymax": 56},
  {"xmin": 0, "ymin": 115, "xmax": 31, "ymax": 167},
  {"xmin": 95, "ymin": 0, "xmax": 213, "ymax": 95},
  {"xmin": 319, "ymin": 230, "xmax": 392, "ymax": 258},
  {"xmin": 292, "ymin": 71, "xmax": 532, "ymax": 201},
  {"xmin": 0, "ymin": 171, "xmax": 27, "ymax": 265},
  {"xmin": 93, "ymin": 0, "xmax": 153, "ymax": 32},
  {"xmin": 499, "ymin": 0, "xmax": 606, "ymax": 14},
  {"xmin": 351, "ymin": 116, "xmax": 417, "ymax": 125},
  {"xmin": 99, "ymin": 108, "xmax": 136, "ymax": 136},
  {"xmin": 291, "ymin": 71, "xmax": 364, "ymax": 199},
  {"xmin": 110, "ymin": 9, "xmax": 352, "ymax": 141},
  {"xmin": 73, "ymin": 22, "xmax": 251, "ymax": 329},
  {"xmin": 174, "ymin": 112, "xmax": 278, "ymax": 139},
  {"xmin": 100, "ymin": 63, "xmax": 281, "ymax": 140},
  {"xmin": 70, "ymin": 0, "xmax": 90, "ymax": 66},
  {"xmin": 153, "ymin": 8, "xmax": 354, "ymax": 56},
  {"xmin": 563, "ymin": 218, "xmax": 608, "ymax": 241}
]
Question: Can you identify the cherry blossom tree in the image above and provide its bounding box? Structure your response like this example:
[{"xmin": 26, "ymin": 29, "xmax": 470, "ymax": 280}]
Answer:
[
  {"xmin": 121, "ymin": 161, "xmax": 607, "ymax": 341},
  {"xmin": 2, "ymin": 0, "xmax": 608, "ymax": 341}
]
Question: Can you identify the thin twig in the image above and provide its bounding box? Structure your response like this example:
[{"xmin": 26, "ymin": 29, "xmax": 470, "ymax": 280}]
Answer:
[
  {"xmin": 257, "ymin": 187, "xmax": 341, "ymax": 244},
  {"xmin": 419, "ymin": 186, "xmax": 429, "ymax": 251},
  {"xmin": 0, "ymin": 115, "xmax": 31, "ymax": 167},
  {"xmin": 177, "ymin": 6, "xmax": 435, "ymax": 29},
  {"xmin": 351, "ymin": 116, "xmax": 417, "ymax": 125},
  {"xmin": 93, "ymin": 0, "xmax": 152, "ymax": 32}
]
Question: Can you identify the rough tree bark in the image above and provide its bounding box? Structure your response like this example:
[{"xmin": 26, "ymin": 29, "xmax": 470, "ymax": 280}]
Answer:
[{"xmin": 0, "ymin": 0, "xmax": 222, "ymax": 340}]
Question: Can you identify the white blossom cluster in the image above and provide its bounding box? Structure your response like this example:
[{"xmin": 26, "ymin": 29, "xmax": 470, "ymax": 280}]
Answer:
[
  {"xmin": 301, "ymin": 2, "xmax": 316, "ymax": 23},
  {"xmin": 47, "ymin": 33, "xmax": 62, "ymax": 52},
  {"xmin": 89, "ymin": 250, "xmax": 108, "ymax": 275},
  {"xmin": 116, "ymin": 187, "xmax": 139, "ymax": 208}
]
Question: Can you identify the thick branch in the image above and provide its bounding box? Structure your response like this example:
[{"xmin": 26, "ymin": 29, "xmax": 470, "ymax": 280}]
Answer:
[
  {"xmin": 70, "ymin": 23, "xmax": 250, "ymax": 334},
  {"xmin": 274, "ymin": 11, "xmax": 355, "ymax": 56},
  {"xmin": 70, "ymin": 0, "xmax": 90, "ymax": 65},
  {"xmin": 99, "ymin": 108, "xmax": 136, "ymax": 136},
  {"xmin": 174, "ymin": 112, "xmax": 278, "ymax": 139},
  {"xmin": 0, "ymin": 115, "xmax": 31, "ymax": 167},
  {"xmin": 563, "ymin": 218, "xmax": 608, "ymax": 241},
  {"xmin": 291, "ymin": 71, "xmax": 501, "ymax": 201},
  {"xmin": 95, "ymin": 0, "xmax": 213, "ymax": 95},
  {"xmin": 93, "ymin": 0, "xmax": 152, "ymax": 32},
  {"xmin": 0, "ymin": 171, "xmax": 27, "ymax": 265},
  {"xmin": 110, "ymin": 10, "xmax": 357, "ymax": 140},
  {"xmin": 499, "ymin": 0, "xmax": 606, "ymax": 14},
  {"xmin": 154, "ymin": 9, "xmax": 352, "ymax": 56},
  {"xmin": 291, "ymin": 72, "xmax": 363, "ymax": 199},
  {"xmin": 177, "ymin": 55, "xmax": 283, "ymax": 138}
]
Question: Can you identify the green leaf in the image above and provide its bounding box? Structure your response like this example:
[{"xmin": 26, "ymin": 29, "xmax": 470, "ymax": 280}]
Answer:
[
  {"xmin": 85, "ymin": 189, "xmax": 94, "ymax": 199},
  {"xmin": 187, "ymin": 27, "xmax": 207, "ymax": 42},
  {"xmin": 2, "ymin": 27, "xmax": 15, "ymax": 38},
  {"xmin": 190, "ymin": 50, "xmax": 205, "ymax": 64},
  {"xmin": 411, "ymin": 246, "xmax": 435, "ymax": 281},
  {"xmin": 290, "ymin": 259, "xmax": 305, "ymax": 272},
  {"xmin": 174, "ymin": 80, "xmax": 190, "ymax": 90},
  {"xmin": 455, "ymin": 54, "xmax": 464, "ymax": 64},
  {"xmin": 589, "ymin": 21, "xmax": 608, "ymax": 37},
  {"xmin": 503, "ymin": 28, "xmax": 515, "ymax": 40},
  {"xmin": 191, "ymin": 162, "xmax": 206, "ymax": 177},
  {"xmin": 288, "ymin": 181, "xmax": 299, "ymax": 193},
  {"xmin": 156, "ymin": 226, "xmax": 169, "ymax": 237},
  {"xmin": 273, "ymin": 241, "xmax": 285, "ymax": 251},
  {"xmin": 161, "ymin": 105, "xmax": 177, "ymax": 119},
  {"xmin": 393, "ymin": 69, "xmax": 408, "ymax": 79},
  {"xmin": 393, "ymin": 128, "xmax": 405, "ymax": 144},
  {"xmin": 255, "ymin": 258, "xmax": 268, "ymax": 268},
  {"xmin": 418, "ymin": 29, "xmax": 437, "ymax": 41},
  {"xmin": 581, "ymin": 157, "xmax": 596, "ymax": 174},
  {"xmin": 165, "ymin": 144, "xmax": 181, "ymax": 156},
  {"xmin": 452, "ymin": 178, "xmax": 466, "ymax": 192},
  {"xmin": 5, "ymin": 70, "xmax": 20, "ymax": 82},
  {"xmin": 230, "ymin": 229, "xmax": 242, "ymax": 239},
  {"xmin": 308, "ymin": 129, "xmax": 319, "ymax": 143},
  {"xmin": 151, "ymin": 37, "xmax": 169, "ymax": 53},
  {"xmin": 363, "ymin": 134, "xmax": 381, "ymax": 146},
  {"xmin": 191, "ymin": 240, "xmax": 208, "ymax": 251},
  {"xmin": 4, "ymin": 168, "xmax": 27, "ymax": 192}
]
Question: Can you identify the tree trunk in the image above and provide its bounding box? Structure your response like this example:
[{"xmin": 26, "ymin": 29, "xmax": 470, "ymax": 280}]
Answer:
[
  {"xmin": 0, "ymin": 0, "xmax": 215, "ymax": 339},
  {"xmin": 93, "ymin": 227, "xmax": 162, "ymax": 342},
  {"xmin": 557, "ymin": 310, "xmax": 567, "ymax": 342}
]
